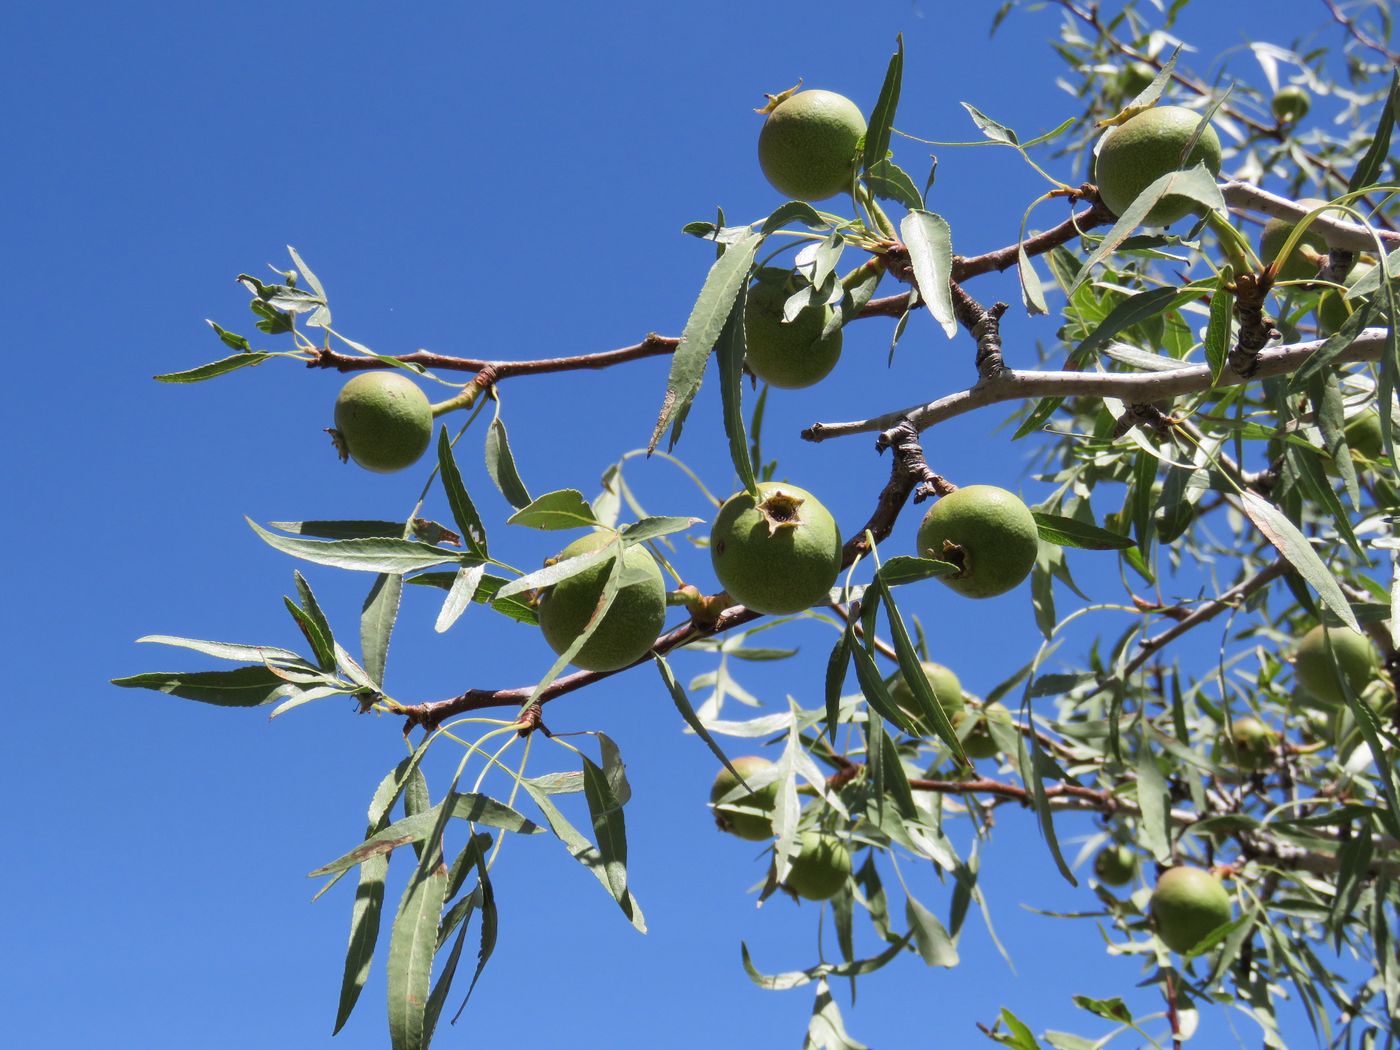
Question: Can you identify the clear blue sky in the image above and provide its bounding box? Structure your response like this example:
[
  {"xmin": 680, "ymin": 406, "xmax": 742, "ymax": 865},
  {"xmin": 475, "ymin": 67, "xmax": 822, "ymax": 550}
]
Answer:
[{"xmin": 4, "ymin": 1, "xmax": 1355, "ymax": 1047}]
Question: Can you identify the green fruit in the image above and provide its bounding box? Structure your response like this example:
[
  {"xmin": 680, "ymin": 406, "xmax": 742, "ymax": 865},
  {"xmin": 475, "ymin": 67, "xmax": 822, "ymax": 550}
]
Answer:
[
  {"xmin": 1150, "ymin": 866, "xmax": 1233, "ymax": 954},
  {"xmin": 1272, "ymin": 85, "xmax": 1311, "ymax": 123},
  {"xmin": 960, "ymin": 702, "xmax": 1012, "ymax": 759},
  {"xmin": 1345, "ymin": 410, "xmax": 1385, "ymax": 460},
  {"xmin": 1323, "ymin": 408, "xmax": 1386, "ymax": 477},
  {"xmin": 884, "ymin": 661, "xmax": 965, "ymax": 727},
  {"xmin": 785, "ymin": 831, "xmax": 852, "ymax": 901},
  {"xmin": 744, "ymin": 276, "xmax": 842, "ymax": 389},
  {"xmin": 758, "ymin": 89, "xmax": 867, "ymax": 201},
  {"xmin": 333, "ymin": 372, "xmax": 434, "ymax": 473},
  {"xmin": 1224, "ymin": 716, "xmax": 1278, "ymax": 771},
  {"xmin": 536, "ymin": 532, "xmax": 667, "ymax": 672},
  {"xmin": 1093, "ymin": 105, "xmax": 1223, "ymax": 226},
  {"xmin": 711, "ymin": 756, "xmax": 780, "ymax": 841},
  {"xmin": 1260, "ymin": 199, "xmax": 1329, "ymax": 282},
  {"xmin": 1117, "ymin": 61, "xmax": 1157, "ymax": 98},
  {"xmin": 711, "ymin": 482, "xmax": 843, "ymax": 615},
  {"xmin": 1318, "ymin": 266, "xmax": 1365, "ymax": 333},
  {"xmin": 1093, "ymin": 844, "xmax": 1138, "ymax": 886},
  {"xmin": 916, "ymin": 485, "xmax": 1040, "ymax": 599},
  {"xmin": 1294, "ymin": 624, "xmax": 1377, "ymax": 705}
]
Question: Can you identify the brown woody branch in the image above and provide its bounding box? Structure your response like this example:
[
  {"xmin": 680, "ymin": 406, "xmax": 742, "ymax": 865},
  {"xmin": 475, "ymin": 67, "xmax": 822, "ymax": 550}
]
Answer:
[
  {"xmin": 308, "ymin": 333, "xmax": 680, "ymax": 378},
  {"xmin": 1118, "ymin": 558, "xmax": 1290, "ymax": 682}
]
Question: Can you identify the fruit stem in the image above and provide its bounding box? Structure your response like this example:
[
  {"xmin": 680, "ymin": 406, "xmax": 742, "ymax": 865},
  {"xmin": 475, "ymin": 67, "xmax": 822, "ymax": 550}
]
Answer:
[
  {"xmin": 1204, "ymin": 211, "xmax": 1255, "ymax": 274},
  {"xmin": 858, "ymin": 185, "xmax": 899, "ymax": 241},
  {"xmin": 840, "ymin": 255, "xmax": 887, "ymax": 291},
  {"xmin": 430, "ymin": 379, "xmax": 486, "ymax": 418}
]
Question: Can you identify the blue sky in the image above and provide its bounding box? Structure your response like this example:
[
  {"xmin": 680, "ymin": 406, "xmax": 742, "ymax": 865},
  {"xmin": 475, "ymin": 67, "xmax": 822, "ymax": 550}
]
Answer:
[{"xmin": 4, "ymin": 1, "xmax": 1360, "ymax": 1047}]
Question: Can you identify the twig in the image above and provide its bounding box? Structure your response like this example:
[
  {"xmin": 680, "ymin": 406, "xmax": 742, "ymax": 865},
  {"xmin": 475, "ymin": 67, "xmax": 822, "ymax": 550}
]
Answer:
[
  {"xmin": 309, "ymin": 333, "xmax": 680, "ymax": 377},
  {"xmin": 1321, "ymin": 0, "xmax": 1400, "ymax": 64},
  {"xmin": 950, "ymin": 282, "xmax": 1010, "ymax": 378},
  {"xmin": 1119, "ymin": 558, "xmax": 1290, "ymax": 681},
  {"xmin": 801, "ymin": 329, "xmax": 1391, "ymax": 442}
]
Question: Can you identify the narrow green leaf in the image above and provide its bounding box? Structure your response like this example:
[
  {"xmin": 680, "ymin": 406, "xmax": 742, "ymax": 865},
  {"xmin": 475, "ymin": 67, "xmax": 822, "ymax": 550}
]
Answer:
[
  {"xmin": 423, "ymin": 886, "xmax": 477, "ymax": 1043},
  {"xmin": 1026, "ymin": 729, "xmax": 1077, "ymax": 885},
  {"xmin": 206, "ymin": 319, "xmax": 251, "ymax": 352},
  {"xmin": 1072, "ymin": 286, "xmax": 1193, "ymax": 360},
  {"xmin": 133, "ymin": 634, "xmax": 308, "ymax": 667},
  {"xmin": 1013, "ymin": 394, "xmax": 1066, "ymax": 440},
  {"xmin": 1288, "ymin": 298, "xmax": 1379, "ymax": 389},
  {"xmin": 434, "ymin": 564, "xmax": 485, "ymax": 634},
  {"xmin": 905, "ymin": 893, "xmax": 959, "ymax": 967},
  {"xmin": 846, "ymin": 621, "xmax": 914, "ymax": 734},
  {"xmin": 875, "ymin": 555, "xmax": 959, "ymax": 585},
  {"xmin": 619, "ymin": 516, "xmax": 703, "ymax": 545},
  {"xmin": 900, "ymin": 210, "xmax": 956, "ymax": 337},
  {"xmin": 309, "ymin": 796, "xmax": 540, "ymax": 878},
  {"xmin": 110, "ymin": 666, "xmax": 293, "ymax": 707},
  {"xmin": 1134, "ymin": 740, "xmax": 1171, "ymax": 863},
  {"xmin": 1348, "ymin": 69, "xmax": 1399, "ymax": 193},
  {"xmin": 484, "ymin": 416, "xmax": 532, "ymax": 509},
  {"xmin": 524, "ymin": 540, "xmax": 626, "ymax": 705},
  {"xmin": 1032, "ymin": 512, "xmax": 1135, "ymax": 551},
  {"xmin": 505, "ymin": 488, "xmax": 599, "ymax": 530},
  {"xmin": 582, "ymin": 755, "xmax": 629, "ymax": 905},
  {"xmin": 453, "ymin": 865, "xmax": 497, "ymax": 1021},
  {"xmin": 437, "ymin": 428, "xmax": 488, "ymax": 559},
  {"xmin": 877, "ymin": 724, "xmax": 917, "ymax": 819},
  {"xmin": 650, "ymin": 229, "xmax": 762, "ymax": 452},
  {"xmin": 823, "ymin": 633, "xmax": 850, "ymax": 742},
  {"xmin": 248, "ymin": 519, "xmax": 463, "ymax": 574},
  {"xmin": 290, "ymin": 571, "xmax": 337, "ymax": 671},
  {"xmin": 1240, "ymin": 492, "xmax": 1360, "ymax": 632},
  {"xmin": 269, "ymin": 519, "xmax": 417, "ymax": 540},
  {"xmin": 386, "ymin": 859, "xmax": 447, "ymax": 1050},
  {"xmin": 1205, "ymin": 269, "xmax": 1234, "ymax": 383},
  {"xmin": 521, "ymin": 783, "xmax": 647, "ymax": 932},
  {"xmin": 961, "ymin": 100, "xmax": 1018, "ymax": 144},
  {"xmin": 740, "ymin": 933, "xmax": 913, "ymax": 991},
  {"xmin": 332, "ymin": 757, "xmax": 424, "ymax": 1034},
  {"xmin": 760, "ymin": 201, "xmax": 826, "ymax": 234},
  {"xmin": 875, "ymin": 576, "xmax": 965, "ymax": 759},
  {"xmin": 865, "ymin": 159, "xmax": 923, "ymax": 210},
  {"xmin": 361, "ymin": 573, "xmax": 402, "ymax": 687},
  {"xmin": 404, "ymin": 571, "xmax": 538, "ymax": 625},
  {"xmin": 804, "ymin": 978, "xmax": 871, "ymax": 1050},
  {"xmin": 494, "ymin": 539, "xmax": 615, "ymax": 600},
  {"xmin": 862, "ymin": 35, "xmax": 904, "ymax": 173},
  {"xmin": 653, "ymin": 654, "xmax": 740, "ymax": 781},
  {"xmin": 1068, "ymin": 164, "xmax": 1224, "ymax": 293},
  {"xmin": 716, "ymin": 287, "xmax": 758, "ymax": 497},
  {"xmin": 995, "ymin": 1007, "xmax": 1043, "ymax": 1050},
  {"xmin": 154, "ymin": 352, "xmax": 274, "ymax": 383}
]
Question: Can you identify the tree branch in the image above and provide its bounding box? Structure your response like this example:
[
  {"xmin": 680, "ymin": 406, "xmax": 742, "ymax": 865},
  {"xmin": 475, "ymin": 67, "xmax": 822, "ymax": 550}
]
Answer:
[
  {"xmin": 307, "ymin": 201, "xmax": 1114, "ymax": 382},
  {"xmin": 802, "ymin": 329, "xmax": 1391, "ymax": 442},
  {"xmin": 1220, "ymin": 181, "xmax": 1400, "ymax": 250},
  {"xmin": 399, "ymin": 423, "xmax": 935, "ymax": 731}
]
